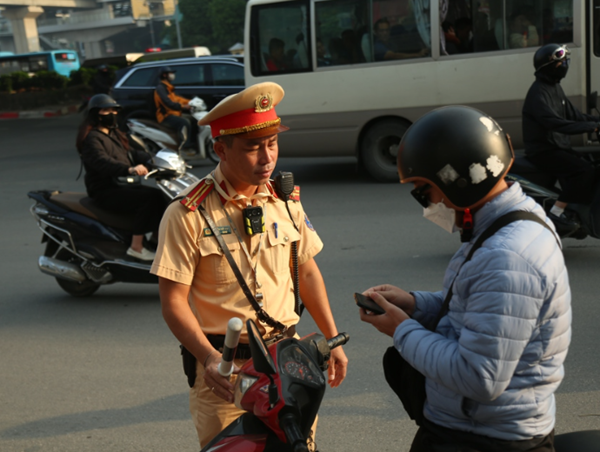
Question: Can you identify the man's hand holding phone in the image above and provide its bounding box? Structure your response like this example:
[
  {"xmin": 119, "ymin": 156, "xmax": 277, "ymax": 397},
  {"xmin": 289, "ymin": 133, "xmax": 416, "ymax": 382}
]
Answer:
[{"xmin": 357, "ymin": 288, "xmax": 412, "ymax": 337}]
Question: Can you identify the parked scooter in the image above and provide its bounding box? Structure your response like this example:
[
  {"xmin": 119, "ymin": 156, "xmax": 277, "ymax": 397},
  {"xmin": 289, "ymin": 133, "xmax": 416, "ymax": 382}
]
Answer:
[
  {"xmin": 127, "ymin": 96, "xmax": 218, "ymax": 163},
  {"xmin": 201, "ymin": 318, "xmax": 349, "ymax": 452},
  {"xmin": 27, "ymin": 137, "xmax": 200, "ymax": 297},
  {"xmin": 507, "ymin": 147, "xmax": 600, "ymax": 240}
]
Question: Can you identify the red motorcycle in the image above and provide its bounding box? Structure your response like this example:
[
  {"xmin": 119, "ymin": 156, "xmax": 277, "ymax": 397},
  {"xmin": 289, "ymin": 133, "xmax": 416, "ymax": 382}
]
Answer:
[{"xmin": 201, "ymin": 319, "xmax": 349, "ymax": 452}]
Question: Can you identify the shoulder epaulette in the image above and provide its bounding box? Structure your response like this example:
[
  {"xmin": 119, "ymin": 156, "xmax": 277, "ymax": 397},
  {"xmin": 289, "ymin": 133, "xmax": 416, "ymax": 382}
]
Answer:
[
  {"xmin": 289, "ymin": 185, "xmax": 300, "ymax": 202},
  {"xmin": 180, "ymin": 178, "xmax": 214, "ymax": 212}
]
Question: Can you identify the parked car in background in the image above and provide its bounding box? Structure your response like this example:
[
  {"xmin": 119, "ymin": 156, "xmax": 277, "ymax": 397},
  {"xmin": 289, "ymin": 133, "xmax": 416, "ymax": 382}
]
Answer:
[{"xmin": 110, "ymin": 55, "xmax": 244, "ymax": 122}]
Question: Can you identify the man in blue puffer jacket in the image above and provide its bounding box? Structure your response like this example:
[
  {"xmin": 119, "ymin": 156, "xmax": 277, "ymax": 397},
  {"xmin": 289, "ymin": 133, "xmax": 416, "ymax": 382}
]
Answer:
[{"xmin": 360, "ymin": 106, "xmax": 571, "ymax": 452}]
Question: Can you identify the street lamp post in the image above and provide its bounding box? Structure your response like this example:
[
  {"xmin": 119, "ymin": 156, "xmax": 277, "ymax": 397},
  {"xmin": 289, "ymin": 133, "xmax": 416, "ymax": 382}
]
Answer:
[{"xmin": 174, "ymin": 0, "xmax": 182, "ymax": 49}]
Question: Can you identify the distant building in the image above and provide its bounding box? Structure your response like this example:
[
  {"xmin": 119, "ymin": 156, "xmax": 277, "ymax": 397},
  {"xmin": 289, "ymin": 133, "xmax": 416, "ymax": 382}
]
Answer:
[{"xmin": 0, "ymin": 0, "xmax": 177, "ymax": 60}]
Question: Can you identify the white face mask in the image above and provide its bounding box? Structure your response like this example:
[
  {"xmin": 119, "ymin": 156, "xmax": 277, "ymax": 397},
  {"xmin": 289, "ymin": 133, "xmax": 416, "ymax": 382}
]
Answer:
[
  {"xmin": 168, "ymin": 73, "xmax": 176, "ymax": 82},
  {"xmin": 423, "ymin": 202, "xmax": 458, "ymax": 234}
]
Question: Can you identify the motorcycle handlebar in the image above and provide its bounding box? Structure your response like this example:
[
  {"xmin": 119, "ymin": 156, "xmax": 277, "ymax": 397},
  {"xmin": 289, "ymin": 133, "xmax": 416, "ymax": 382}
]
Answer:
[
  {"xmin": 218, "ymin": 317, "xmax": 243, "ymax": 377},
  {"xmin": 327, "ymin": 332, "xmax": 349, "ymax": 351}
]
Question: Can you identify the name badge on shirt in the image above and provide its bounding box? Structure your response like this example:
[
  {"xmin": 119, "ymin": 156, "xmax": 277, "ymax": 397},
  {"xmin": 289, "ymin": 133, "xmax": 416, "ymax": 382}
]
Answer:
[{"xmin": 203, "ymin": 226, "xmax": 232, "ymax": 237}]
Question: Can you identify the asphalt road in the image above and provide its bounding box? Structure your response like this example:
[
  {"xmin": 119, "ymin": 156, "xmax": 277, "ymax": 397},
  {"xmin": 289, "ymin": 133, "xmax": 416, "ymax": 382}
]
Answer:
[{"xmin": 1, "ymin": 115, "xmax": 599, "ymax": 452}]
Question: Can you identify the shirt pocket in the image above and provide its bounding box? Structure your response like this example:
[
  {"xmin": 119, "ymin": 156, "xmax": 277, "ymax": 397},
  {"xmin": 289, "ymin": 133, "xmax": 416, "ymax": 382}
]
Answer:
[
  {"xmin": 197, "ymin": 236, "xmax": 241, "ymax": 285},
  {"xmin": 266, "ymin": 222, "xmax": 301, "ymax": 275}
]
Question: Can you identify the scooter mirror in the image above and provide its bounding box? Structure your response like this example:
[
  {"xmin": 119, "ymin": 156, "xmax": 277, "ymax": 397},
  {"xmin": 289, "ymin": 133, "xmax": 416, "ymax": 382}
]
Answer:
[{"xmin": 246, "ymin": 319, "xmax": 276, "ymax": 375}]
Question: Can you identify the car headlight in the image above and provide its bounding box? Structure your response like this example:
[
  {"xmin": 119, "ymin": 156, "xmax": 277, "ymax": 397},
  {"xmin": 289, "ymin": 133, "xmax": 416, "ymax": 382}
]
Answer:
[{"xmin": 233, "ymin": 372, "xmax": 259, "ymax": 409}]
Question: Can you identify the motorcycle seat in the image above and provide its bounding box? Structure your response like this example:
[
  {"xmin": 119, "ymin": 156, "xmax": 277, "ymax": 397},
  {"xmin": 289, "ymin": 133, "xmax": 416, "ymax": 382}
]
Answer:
[{"xmin": 50, "ymin": 192, "xmax": 138, "ymax": 231}]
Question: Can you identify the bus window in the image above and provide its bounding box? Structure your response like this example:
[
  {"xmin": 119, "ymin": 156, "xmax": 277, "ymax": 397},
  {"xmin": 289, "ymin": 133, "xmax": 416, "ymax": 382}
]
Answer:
[
  {"xmin": 357, "ymin": 0, "xmax": 430, "ymax": 63},
  {"xmin": 441, "ymin": 0, "xmax": 574, "ymax": 55},
  {"xmin": 315, "ymin": 0, "xmax": 368, "ymax": 66},
  {"xmin": 249, "ymin": 0, "xmax": 310, "ymax": 76}
]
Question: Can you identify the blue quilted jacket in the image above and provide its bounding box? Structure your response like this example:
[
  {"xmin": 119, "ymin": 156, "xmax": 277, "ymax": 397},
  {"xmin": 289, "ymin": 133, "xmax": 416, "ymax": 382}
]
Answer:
[{"xmin": 394, "ymin": 183, "xmax": 571, "ymax": 440}]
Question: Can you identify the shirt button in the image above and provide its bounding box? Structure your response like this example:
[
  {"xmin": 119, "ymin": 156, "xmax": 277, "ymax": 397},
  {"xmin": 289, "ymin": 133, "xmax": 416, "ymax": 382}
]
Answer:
[
  {"xmin": 257, "ymin": 282, "xmax": 262, "ymax": 288},
  {"xmin": 284, "ymin": 236, "xmax": 289, "ymax": 242}
]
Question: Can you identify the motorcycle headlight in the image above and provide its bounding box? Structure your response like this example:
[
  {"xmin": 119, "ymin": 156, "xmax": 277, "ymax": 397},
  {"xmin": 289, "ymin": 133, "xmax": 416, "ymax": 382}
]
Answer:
[{"xmin": 233, "ymin": 372, "xmax": 259, "ymax": 409}]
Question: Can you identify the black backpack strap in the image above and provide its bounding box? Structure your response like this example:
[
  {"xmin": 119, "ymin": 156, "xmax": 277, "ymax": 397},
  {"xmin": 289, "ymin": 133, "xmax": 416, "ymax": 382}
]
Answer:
[{"xmin": 429, "ymin": 211, "xmax": 559, "ymax": 331}]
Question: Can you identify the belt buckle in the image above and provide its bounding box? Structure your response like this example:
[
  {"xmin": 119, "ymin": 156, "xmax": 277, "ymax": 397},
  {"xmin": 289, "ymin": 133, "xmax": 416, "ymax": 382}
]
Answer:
[{"xmin": 264, "ymin": 331, "xmax": 284, "ymax": 346}]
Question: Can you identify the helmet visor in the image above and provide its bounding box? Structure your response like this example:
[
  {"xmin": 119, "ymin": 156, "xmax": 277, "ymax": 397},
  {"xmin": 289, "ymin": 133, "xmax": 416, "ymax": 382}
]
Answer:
[
  {"xmin": 410, "ymin": 183, "xmax": 431, "ymax": 208},
  {"xmin": 538, "ymin": 45, "xmax": 570, "ymax": 70}
]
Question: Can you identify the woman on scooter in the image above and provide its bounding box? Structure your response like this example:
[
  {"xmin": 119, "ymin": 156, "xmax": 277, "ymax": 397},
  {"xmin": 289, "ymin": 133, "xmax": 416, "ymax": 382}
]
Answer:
[{"xmin": 75, "ymin": 93, "xmax": 167, "ymax": 261}]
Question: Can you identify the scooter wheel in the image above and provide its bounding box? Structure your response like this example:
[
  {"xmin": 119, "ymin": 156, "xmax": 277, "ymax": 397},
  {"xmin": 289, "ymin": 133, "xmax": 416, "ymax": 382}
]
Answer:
[{"xmin": 56, "ymin": 277, "xmax": 100, "ymax": 297}]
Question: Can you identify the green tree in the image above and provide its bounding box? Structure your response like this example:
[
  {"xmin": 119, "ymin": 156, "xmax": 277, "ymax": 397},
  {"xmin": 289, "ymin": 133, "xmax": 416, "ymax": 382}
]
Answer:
[
  {"xmin": 177, "ymin": 0, "xmax": 246, "ymax": 54},
  {"xmin": 208, "ymin": 0, "xmax": 247, "ymax": 53}
]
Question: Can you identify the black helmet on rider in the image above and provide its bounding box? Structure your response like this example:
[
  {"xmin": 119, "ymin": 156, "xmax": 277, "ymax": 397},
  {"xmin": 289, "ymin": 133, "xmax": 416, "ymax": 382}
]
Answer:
[
  {"xmin": 534, "ymin": 44, "xmax": 570, "ymax": 80},
  {"xmin": 397, "ymin": 106, "xmax": 514, "ymax": 210},
  {"xmin": 158, "ymin": 66, "xmax": 176, "ymax": 79},
  {"xmin": 88, "ymin": 93, "xmax": 121, "ymax": 111},
  {"xmin": 87, "ymin": 94, "xmax": 121, "ymax": 127}
]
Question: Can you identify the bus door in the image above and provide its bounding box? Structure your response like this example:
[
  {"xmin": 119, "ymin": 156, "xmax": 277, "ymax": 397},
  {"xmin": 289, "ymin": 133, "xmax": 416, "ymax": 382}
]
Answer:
[{"xmin": 588, "ymin": 0, "xmax": 600, "ymax": 111}]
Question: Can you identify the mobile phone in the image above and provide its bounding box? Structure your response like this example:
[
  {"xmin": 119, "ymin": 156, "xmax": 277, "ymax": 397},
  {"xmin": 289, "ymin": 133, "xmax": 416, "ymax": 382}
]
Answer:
[{"xmin": 354, "ymin": 292, "xmax": 385, "ymax": 315}]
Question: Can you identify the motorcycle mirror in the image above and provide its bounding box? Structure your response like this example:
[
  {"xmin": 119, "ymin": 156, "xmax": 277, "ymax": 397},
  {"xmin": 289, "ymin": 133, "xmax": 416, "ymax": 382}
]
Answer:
[{"xmin": 246, "ymin": 319, "xmax": 276, "ymax": 375}]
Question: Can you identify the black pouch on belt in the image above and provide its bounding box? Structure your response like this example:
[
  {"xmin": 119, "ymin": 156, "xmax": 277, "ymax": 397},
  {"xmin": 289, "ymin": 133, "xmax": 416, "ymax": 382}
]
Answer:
[{"xmin": 180, "ymin": 345, "xmax": 197, "ymax": 388}]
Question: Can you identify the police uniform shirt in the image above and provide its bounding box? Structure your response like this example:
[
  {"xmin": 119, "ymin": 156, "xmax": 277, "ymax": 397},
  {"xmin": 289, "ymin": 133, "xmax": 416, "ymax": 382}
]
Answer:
[{"xmin": 150, "ymin": 165, "xmax": 323, "ymax": 342}]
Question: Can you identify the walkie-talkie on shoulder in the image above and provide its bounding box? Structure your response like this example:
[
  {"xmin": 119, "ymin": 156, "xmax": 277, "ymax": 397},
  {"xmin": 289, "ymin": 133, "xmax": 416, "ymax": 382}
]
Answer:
[{"xmin": 272, "ymin": 171, "xmax": 295, "ymax": 201}]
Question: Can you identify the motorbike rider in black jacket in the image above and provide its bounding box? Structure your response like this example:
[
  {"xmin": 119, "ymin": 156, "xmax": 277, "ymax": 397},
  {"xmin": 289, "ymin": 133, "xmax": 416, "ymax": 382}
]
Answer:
[
  {"xmin": 522, "ymin": 44, "xmax": 599, "ymax": 233},
  {"xmin": 76, "ymin": 94, "xmax": 167, "ymax": 261}
]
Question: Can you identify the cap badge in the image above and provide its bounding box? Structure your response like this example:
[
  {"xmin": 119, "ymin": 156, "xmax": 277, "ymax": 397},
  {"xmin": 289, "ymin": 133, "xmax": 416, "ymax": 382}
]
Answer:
[{"xmin": 255, "ymin": 93, "xmax": 274, "ymax": 113}]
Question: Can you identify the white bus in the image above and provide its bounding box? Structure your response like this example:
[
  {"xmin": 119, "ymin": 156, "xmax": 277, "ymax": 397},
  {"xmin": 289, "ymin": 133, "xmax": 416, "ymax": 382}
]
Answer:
[{"xmin": 244, "ymin": 0, "xmax": 600, "ymax": 181}]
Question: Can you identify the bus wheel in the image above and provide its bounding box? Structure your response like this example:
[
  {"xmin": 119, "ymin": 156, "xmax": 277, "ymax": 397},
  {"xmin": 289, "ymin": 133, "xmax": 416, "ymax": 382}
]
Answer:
[{"xmin": 360, "ymin": 119, "xmax": 409, "ymax": 182}]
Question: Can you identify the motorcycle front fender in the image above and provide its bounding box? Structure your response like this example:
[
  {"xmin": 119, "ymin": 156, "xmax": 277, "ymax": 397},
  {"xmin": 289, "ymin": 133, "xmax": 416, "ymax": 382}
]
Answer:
[{"xmin": 201, "ymin": 413, "xmax": 291, "ymax": 452}]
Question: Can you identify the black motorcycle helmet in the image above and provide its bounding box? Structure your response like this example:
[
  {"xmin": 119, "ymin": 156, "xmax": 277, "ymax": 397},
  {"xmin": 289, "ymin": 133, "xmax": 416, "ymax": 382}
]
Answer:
[
  {"xmin": 534, "ymin": 44, "xmax": 570, "ymax": 72},
  {"xmin": 87, "ymin": 94, "xmax": 121, "ymax": 125},
  {"xmin": 158, "ymin": 66, "xmax": 176, "ymax": 79},
  {"xmin": 88, "ymin": 93, "xmax": 121, "ymax": 110},
  {"xmin": 398, "ymin": 106, "xmax": 514, "ymax": 210}
]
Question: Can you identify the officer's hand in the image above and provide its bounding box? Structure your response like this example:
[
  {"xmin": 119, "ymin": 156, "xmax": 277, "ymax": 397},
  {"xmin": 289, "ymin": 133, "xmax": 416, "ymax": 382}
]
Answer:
[
  {"xmin": 202, "ymin": 352, "xmax": 240, "ymax": 403},
  {"xmin": 363, "ymin": 284, "xmax": 415, "ymax": 316},
  {"xmin": 359, "ymin": 291, "xmax": 410, "ymax": 337},
  {"xmin": 327, "ymin": 346, "xmax": 348, "ymax": 388}
]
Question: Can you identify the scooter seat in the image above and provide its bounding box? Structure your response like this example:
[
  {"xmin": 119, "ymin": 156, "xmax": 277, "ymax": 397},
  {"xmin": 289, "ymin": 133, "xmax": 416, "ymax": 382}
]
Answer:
[{"xmin": 50, "ymin": 192, "xmax": 138, "ymax": 232}]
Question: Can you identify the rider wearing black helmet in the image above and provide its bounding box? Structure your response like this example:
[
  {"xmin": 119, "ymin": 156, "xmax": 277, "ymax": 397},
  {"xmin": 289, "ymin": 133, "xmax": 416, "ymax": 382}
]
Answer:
[
  {"xmin": 75, "ymin": 94, "xmax": 167, "ymax": 261},
  {"xmin": 359, "ymin": 106, "xmax": 570, "ymax": 452},
  {"xmin": 91, "ymin": 64, "xmax": 113, "ymax": 95},
  {"xmin": 523, "ymin": 43, "xmax": 599, "ymax": 233},
  {"xmin": 154, "ymin": 66, "xmax": 196, "ymax": 153}
]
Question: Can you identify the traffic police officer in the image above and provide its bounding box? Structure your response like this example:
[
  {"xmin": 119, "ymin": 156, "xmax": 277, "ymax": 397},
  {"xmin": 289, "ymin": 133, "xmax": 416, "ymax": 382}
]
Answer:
[{"xmin": 151, "ymin": 82, "xmax": 348, "ymax": 448}]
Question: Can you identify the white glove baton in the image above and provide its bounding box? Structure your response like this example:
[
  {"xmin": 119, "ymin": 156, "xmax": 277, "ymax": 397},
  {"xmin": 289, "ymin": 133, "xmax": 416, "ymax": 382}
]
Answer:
[{"xmin": 218, "ymin": 317, "xmax": 243, "ymax": 377}]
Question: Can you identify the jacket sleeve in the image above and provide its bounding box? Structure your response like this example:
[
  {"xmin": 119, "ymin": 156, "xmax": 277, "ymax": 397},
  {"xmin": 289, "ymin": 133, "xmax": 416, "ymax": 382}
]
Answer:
[
  {"xmin": 156, "ymin": 84, "xmax": 182, "ymax": 111},
  {"xmin": 394, "ymin": 248, "xmax": 546, "ymax": 403},
  {"xmin": 411, "ymin": 290, "xmax": 444, "ymax": 327},
  {"xmin": 565, "ymin": 97, "xmax": 599, "ymax": 125},
  {"xmin": 532, "ymin": 89, "xmax": 598, "ymax": 135},
  {"xmin": 81, "ymin": 134, "xmax": 130, "ymax": 177},
  {"xmin": 131, "ymin": 149, "xmax": 152, "ymax": 165}
]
